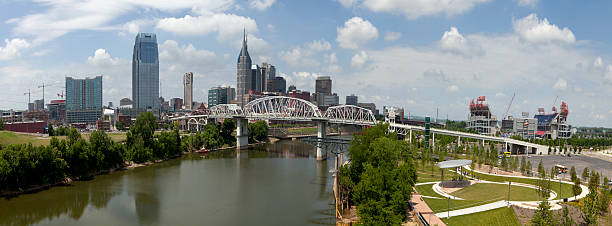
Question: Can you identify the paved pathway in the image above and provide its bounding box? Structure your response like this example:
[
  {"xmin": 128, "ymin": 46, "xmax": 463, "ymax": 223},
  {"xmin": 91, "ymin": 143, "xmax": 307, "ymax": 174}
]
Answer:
[
  {"xmin": 411, "ymin": 194, "xmax": 447, "ymax": 226},
  {"xmin": 436, "ymin": 200, "xmax": 508, "ymax": 218}
]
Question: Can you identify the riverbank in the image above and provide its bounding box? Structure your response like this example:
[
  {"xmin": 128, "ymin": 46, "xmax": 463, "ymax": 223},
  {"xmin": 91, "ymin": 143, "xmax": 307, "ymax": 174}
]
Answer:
[{"xmin": 0, "ymin": 153, "xmax": 183, "ymax": 199}]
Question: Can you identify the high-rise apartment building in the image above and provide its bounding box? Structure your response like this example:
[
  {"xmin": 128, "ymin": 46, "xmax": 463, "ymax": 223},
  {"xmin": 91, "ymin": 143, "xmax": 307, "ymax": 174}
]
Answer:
[
  {"xmin": 261, "ymin": 62, "xmax": 276, "ymax": 92},
  {"xmin": 66, "ymin": 76, "xmax": 103, "ymax": 124},
  {"xmin": 183, "ymin": 72, "xmax": 193, "ymax": 110},
  {"xmin": 237, "ymin": 31, "xmax": 252, "ymax": 106},
  {"xmin": 170, "ymin": 98, "xmax": 183, "ymax": 111},
  {"xmin": 132, "ymin": 33, "xmax": 159, "ymax": 110}
]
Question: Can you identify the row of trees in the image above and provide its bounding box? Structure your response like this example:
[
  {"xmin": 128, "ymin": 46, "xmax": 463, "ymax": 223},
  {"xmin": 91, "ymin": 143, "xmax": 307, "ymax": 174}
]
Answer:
[
  {"xmin": 339, "ymin": 123, "xmax": 417, "ymax": 225},
  {"xmin": 0, "ymin": 112, "xmax": 183, "ymax": 191}
]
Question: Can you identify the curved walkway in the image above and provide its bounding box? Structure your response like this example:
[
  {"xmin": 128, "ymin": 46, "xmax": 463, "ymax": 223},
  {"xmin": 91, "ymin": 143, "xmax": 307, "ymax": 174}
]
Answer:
[{"xmin": 429, "ymin": 166, "xmax": 589, "ymax": 218}]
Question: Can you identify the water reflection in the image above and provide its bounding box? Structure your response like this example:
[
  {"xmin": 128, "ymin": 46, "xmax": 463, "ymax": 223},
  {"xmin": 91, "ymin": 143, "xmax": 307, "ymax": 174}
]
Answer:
[{"xmin": 0, "ymin": 139, "xmax": 336, "ymax": 226}]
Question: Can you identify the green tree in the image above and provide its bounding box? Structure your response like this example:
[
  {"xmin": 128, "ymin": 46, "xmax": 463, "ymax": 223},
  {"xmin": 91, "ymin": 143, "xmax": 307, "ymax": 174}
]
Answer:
[
  {"xmin": 538, "ymin": 159, "xmax": 544, "ymax": 177},
  {"xmin": 220, "ymin": 118, "xmax": 236, "ymax": 146},
  {"xmin": 520, "ymin": 156, "xmax": 527, "ymax": 175},
  {"xmin": 582, "ymin": 167, "xmax": 589, "ymax": 182},
  {"xmin": 501, "ymin": 154, "xmax": 508, "ymax": 171},
  {"xmin": 201, "ymin": 124, "xmax": 223, "ymax": 149},
  {"xmin": 570, "ymin": 166, "xmax": 577, "ymax": 182},
  {"xmin": 127, "ymin": 112, "xmax": 157, "ymax": 149},
  {"xmin": 573, "ymin": 177, "xmax": 582, "ymax": 199},
  {"xmin": 48, "ymin": 124, "xmax": 54, "ymax": 136},
  {"xmin": 0, "ymin": 117, "xmax": 3, "ymax": 130},
  {"xmin": 248, "ymin": 120, "xmax": 269, "ymax": 142},
  {"xmin": 531, "ymin": 200, "xmax": 555, "ymax": 226},
  {"xmin": 526, "ymin": 160, "xmax": 532, "ymax": 176}
]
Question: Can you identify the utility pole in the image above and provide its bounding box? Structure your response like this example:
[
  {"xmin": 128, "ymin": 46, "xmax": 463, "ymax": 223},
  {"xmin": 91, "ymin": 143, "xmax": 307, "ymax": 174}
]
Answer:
[
  {"xmin": 507, "ymin": 181, "xmax": 511, "ymax": 207},
  {"xmin": 447, "ymin": 197, "xmax": 450, "ymax": 219}
]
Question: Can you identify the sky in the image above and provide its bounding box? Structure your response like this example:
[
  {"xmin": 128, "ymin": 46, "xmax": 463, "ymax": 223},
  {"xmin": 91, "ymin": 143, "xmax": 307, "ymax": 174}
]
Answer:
[{"xmin": 1, "ymin": 0, "xmax": 612, "ymax": 127}]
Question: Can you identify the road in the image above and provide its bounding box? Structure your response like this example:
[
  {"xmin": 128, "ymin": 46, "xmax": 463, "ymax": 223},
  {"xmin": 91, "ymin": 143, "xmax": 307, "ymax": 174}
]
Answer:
[{"xmin": 525, "ymin": 154, "xmax": 612, "ymax": 179}]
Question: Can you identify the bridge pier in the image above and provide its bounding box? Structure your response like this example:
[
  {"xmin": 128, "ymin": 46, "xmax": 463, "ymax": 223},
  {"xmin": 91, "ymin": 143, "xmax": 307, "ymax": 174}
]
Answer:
[
  {"xmin": 315, "ymin": 120, "xmax": 328, "ymax": 160},
  {"xmin": 235, "ymin": 117, "xmax": 249, "ymax": 149},
  {"xmin": 457, "ymin": 136, "xmax": 461, "ymax": 146},
  {"xmin": 432, "ymin": 132, "xmax": 435, "ymax": 149},
  {"xmin": 409, "ymin": 129, "xmax": 412, "ymax": 144}
]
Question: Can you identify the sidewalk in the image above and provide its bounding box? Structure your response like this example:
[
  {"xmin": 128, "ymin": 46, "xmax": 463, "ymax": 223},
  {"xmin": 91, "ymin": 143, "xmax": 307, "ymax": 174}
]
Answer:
[
  {"xmin": 435, "ymin": 200, "xmax": 507, "ymax": 218},
  {"xmin": 411, "ymin": 194, "xmax": 446, "ymax": 226}
]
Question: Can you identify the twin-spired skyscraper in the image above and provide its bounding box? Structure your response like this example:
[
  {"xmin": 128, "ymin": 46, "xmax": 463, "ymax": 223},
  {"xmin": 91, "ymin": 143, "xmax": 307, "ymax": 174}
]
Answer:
[{"xmin": 132, "ymin": 33, "xmax": 159, "ymax": 110}]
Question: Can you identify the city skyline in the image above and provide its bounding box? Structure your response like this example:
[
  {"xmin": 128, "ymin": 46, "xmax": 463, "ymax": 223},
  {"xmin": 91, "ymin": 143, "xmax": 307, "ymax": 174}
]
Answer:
[{"xmin": 1, "ymin": 1, "xmax": 612, "ymax": 126}]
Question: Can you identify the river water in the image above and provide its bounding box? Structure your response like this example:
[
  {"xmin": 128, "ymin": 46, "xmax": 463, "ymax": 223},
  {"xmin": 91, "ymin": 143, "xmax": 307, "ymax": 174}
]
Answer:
[{"xmin": 0, "ymin": 140, "xmax": 336, "ymax": 226}]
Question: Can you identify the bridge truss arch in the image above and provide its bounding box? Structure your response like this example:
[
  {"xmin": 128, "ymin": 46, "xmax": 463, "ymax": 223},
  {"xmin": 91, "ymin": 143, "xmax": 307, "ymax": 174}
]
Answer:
[
  {"xmin": 243, "ymin": 96, "xmax": 323, "ymax": 121},
  {"xmin": 324, "ymin": 105, "xmax": 377, "ymax": 125},
  {"xmin": 208, "ymin": 104, "xmax": 243, "ymax": 118}
]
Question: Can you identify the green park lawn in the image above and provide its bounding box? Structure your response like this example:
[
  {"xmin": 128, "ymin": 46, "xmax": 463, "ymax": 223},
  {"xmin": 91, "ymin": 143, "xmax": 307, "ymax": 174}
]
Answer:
[
  {"xmin": 451, "ymin": 183, "xmax": 540, "ymax": 201},
  {"xmin": 465, "ymin": 167, "xmax": 577, "ymax": 200},
  {"xmin": 0, "ymin": 131, "xmax": 127, "ymax": 147},
  {"xmin": 442, "ymin": 206, "xmax": 520, "ymax": 226}
]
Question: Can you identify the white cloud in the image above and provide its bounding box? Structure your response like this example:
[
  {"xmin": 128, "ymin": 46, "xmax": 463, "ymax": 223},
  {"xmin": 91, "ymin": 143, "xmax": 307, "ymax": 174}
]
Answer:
[
  {"xmin": 0, "ymin": 38, "xmax": 30, "ymax": 60},
  {"xmin": 384, "ymin": 31, "xmax": 402, "ymax": 41},
  {"xmin": 336, "ymin": 17, "xmax": 379, "ymax": 49},
  {"xmin": 284, "ymin": 71, "xmax": 328, "ymax": 91},
  {"xmin": 307, "ymin": 40, "xmax": 332, "ymax": 51},
  {"xmin": 279, "ymin": 46, "xmax": 318, "ymax": 67},
  {"xmin": 605, "ymin": 65, "xmax": 612, "ymax": 85},
  {"xmin": 440, "ymin": 27, "xmax": 467, "ymax": 52},
  {"xmin": 9, "ymin": 0, "xmax": 235, "ymax": 43},
  {"xmin": 552, "ymin": 78, "xmax": 568, "ymax": 91},
  {"xmin": 351, "ymin": 0, "xmax": 491, "ymax": 19},
  {"xmin": 336, "ymin": 0, "xmax": 358, "ymax": 7},
  {"xmin": 159, "ymin": 40, "xmax": 218, "ymax": 70},
  {"xmin": 266, "ymin": 24, "xmax": 276, "ymax": 32},
  {"xmin": 157, "ymin": 13, "xmax": 258, "ymax": 42},
  {"xmin": 446, "ymin": 85, "xmax": 459, "ymax": 92},
  {"xmin": 495, "ymin": 92, "xmax": 506, "ymax": 98},
  {"xmin": 87, "ymin": 48, "xmax": 121, "ymax": 66},
  {"xmin": 517, "ymin": 0, "xmax": 538, "ymax": 7},
  {"xmin": 513, "ymin": 14, "xmax": 576, "ymax": 44},
  {"xmin": 249, "ymin": 0, "xmax": 276, "ymax": 10},
  {"xmin": 326, "ymin": 52, "xmax": 338, "ymax": 64},
  {"xmin": 593, "ymin": 57, "xmax": 603, "ymax": 68},
  {"xmin": 351, "ymin": 51, "xmax": 369, "ymax": 68}
]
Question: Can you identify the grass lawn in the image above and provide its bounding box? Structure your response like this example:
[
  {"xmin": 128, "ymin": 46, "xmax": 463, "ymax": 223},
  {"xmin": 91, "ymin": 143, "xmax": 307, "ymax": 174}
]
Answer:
[
  {"xmin": 466, "ymin": 167, "xmax": 576, "ymax": 199},
  {"xmin": 0, "ymin": 131, "xmax": 127, "ymax": 147},
  {"xmin": 422, "ymin": 197, "xmax": 489, "ymax": 212},
  {"xmin": 415, "ymin": 164, "xmax": 458, "ymax": 183},
  {"xmin": 442, "ymin": 206, "xmax": 520, "ymax": 226},
  {"xmin": 451, "ymin": 183, "xmax": 540, "ymax": 201},
  {"xmin": 415, "ymin": 184, "xmax": 443, "ymax": 198},
  {"xmin": 0, "ymin": 131, "xmax": 55, "ymax": 146}
]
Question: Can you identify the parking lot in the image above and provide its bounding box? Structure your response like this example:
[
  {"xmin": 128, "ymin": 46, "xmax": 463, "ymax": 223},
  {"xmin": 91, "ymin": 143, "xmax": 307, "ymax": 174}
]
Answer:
[
  {"xmin": 527, "ymin": 155, "xmax": 612, "ymax": 181},
  {"xmin": 525, "ymin": 154, "xmax": 612, "ymax": 180}
]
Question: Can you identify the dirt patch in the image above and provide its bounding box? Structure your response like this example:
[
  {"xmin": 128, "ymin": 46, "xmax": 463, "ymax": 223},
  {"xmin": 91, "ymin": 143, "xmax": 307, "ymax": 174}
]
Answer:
[
  {"xmin": 474, "ymin": 165, "xmax": 523, "ymax": 177},
  {"xmin": 513, "ymin": 203, "xmax": 585, "ymax": 225}
]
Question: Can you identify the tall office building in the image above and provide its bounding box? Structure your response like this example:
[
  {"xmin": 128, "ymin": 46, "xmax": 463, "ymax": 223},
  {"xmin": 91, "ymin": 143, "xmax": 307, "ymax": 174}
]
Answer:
[
  {"xmin": 183, "ymin": 72, "xmax": 193, "ymax": 110},
  {"xmin": 261, "ymin": 62, "xmax": 276, "ymax": 92},
  {"xmin": 132, "ymin": 33, "xmax": 159, "ymax": 110},
  {"xmin": 251, "ymin": 64, "xmax": 262, "ymax": 92},
  {"xmin": 237, "ymin": 30, "xmax": 252, "ymax": 106},
  {"xmin": 208, "ymin": 86, "xmax": 234, "ymax": 107},
  {"xmin": 346, "ymin": 94, "xmax": 358, "ymax": 105},
  {"xmin": 315, "ymin": 76, "xmax": 332, "ymax": 94},
  {"xmin": 66, "ymin": 76, "xmax": 103, "ymax": 124}
]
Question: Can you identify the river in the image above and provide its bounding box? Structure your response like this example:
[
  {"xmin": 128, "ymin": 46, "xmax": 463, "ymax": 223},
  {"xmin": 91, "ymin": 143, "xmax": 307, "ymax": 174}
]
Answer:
[{"xmin": 0, "ymin": 140, "xmax": 337, "ymax": 226}]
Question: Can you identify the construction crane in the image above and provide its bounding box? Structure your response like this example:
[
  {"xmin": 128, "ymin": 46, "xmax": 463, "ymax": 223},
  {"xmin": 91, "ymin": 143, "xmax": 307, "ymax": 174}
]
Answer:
[
  {"xmin": 24, "ymin": 89, "xmax": 31, "ymax": 106},
  {"xmin": 502, "ymin": 93, "xmax": 516, "ymax": 120},
  {"xmin": 552, "ymin": 95, "xmax": 559, "ymax": 113}
]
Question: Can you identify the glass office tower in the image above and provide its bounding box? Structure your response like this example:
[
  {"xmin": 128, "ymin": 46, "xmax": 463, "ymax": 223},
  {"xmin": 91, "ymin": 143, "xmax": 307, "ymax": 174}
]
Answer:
[
  {"xmin": 132, "ymin": 33, "xmax": 159, "ymax": 110},
  {"xmin": 66, "ymin": 76, "xmax": 103, "ymax": 124}
]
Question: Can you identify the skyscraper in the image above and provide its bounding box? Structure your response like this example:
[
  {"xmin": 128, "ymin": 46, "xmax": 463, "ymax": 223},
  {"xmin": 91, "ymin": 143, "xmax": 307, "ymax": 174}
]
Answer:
[
  {"xmin": 66, "ymin": 76, "xmax": 103, "ymax": 124},
  {"xmin": 237, "ymin": 30, "xmax": 252, "ymax": 106},
  {"xmin": 315, "ymin": 76, "xmax": 332, "ymax": 94},
  {"xmin": 132, "ymin": 33, "xmax": 159, "ymax": 110},
  {"xmin": 346, "ymin": 94, "xmax": 358, "ymax": 105},
  {"xmin": 183, "ymin": 72, "xmax": 193, "ymax": 110}
]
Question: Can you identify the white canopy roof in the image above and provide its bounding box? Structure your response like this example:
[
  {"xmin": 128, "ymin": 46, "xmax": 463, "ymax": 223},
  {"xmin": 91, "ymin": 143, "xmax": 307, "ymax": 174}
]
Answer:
[{"xmin": 437, "ymin": 159, "xmax": 472, "ymax": 169}]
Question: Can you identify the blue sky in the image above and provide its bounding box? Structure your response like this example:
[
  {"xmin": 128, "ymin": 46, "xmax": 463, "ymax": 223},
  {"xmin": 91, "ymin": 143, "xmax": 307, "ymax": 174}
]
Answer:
[{"xmin": 1, "ymin": 0, "xmax": 612, "ymax": 127}]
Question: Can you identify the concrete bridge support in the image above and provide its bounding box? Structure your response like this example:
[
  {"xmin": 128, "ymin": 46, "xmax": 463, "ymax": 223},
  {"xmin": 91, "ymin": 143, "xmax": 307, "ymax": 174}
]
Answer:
[
  {"xmin": 457, "ymin": 136, "xmax": 461, "ymax": 146},
  {"xmin": 235, "ymin": 117, "xmax": 249, "ymax": 149},
  {"xmin": 409, "ymin": 129, "xmax": 412, "ymax": 144},
  {"xmin": 432, "ymin": 132, "xmax": 435, "ymax": 149},
  {"xmin": 316, "ymin": 120, "xmax": 328, "ymax": 160}
]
